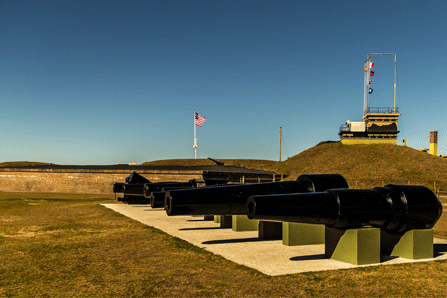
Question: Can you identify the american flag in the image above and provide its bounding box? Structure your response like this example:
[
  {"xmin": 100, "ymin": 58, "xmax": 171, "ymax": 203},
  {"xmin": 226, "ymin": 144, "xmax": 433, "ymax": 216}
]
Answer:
[{"xmin": 195, "ymin": 112, "xmax": 206, "ymax": 127}]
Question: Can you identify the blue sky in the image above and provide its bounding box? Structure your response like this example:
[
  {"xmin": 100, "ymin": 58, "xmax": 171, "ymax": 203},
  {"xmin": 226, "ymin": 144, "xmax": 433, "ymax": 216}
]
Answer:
[{"xmin": 1, "ymin": 0, "xmax": 446, "ymax": 165}]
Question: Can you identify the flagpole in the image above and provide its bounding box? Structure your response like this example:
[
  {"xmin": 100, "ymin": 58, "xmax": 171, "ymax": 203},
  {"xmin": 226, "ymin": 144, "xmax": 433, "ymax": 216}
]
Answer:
[{"xmin": 193, "ymin": 110, "xmax": 198, "ymax": 159}]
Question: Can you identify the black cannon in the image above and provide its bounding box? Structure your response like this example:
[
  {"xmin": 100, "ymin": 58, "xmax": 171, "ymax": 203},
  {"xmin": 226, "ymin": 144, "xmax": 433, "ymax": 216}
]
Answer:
[
  {"xmin": 115, "ymin": 170, "xmax": 227, "ymax": 204},
  {"xmin": 146, "ymin": 178, "xmax": 228, "ymax": 208},
  {"xmin": 122, "ymin": 184, "xmax": 148, "ymax": 204},
  {"xmin": 117, "ymin": 172, "xmax": 151, "ymax": 204},
  {"xmin": 114, "ymin": 172, "xmax": 149, "ymax": 195},
  {"xmin": 208, "ymin": 157, "xmax": 224, "ymax": 166},
  {"xmin": 126, "ymin": 171, "xmax": 151, "ymax": 184},
  {"xmin": 165, "ymin": 174, "xmax": 349, "ymax": 216},
  {"xmin": 246, "ymin": 184, "xmax": 443, "ymax": 234}
]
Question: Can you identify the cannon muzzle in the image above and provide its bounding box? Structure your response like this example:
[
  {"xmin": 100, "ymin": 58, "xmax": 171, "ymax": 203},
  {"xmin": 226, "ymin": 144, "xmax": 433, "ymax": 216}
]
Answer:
[
  {"xmin": 247, "ymin": 184, "xmax": 442, "ymax": 234},
  {"xmin": 150, "ymin": 191, "xmax": 167, "ymax": 208},
  {"xmin": 166, "ymin": 174, "xmax": 348, "ymax": 216}
]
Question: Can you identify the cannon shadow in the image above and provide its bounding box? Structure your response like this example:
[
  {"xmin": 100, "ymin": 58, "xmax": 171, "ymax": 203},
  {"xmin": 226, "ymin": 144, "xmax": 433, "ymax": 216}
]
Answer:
[
  {"xmin": 202, "ymin": 238, "xmax": 279, "ymax": 245},
  {"xmin": 434, "ymin": 243, "xmax": 447, "ymax": 257},
  {"xmin": 290, "ymin": 254, "xmax": 326, "ymax": 261},
  {"xmin": 289, "ymin": 247, "xmax": 446, "ymax": 263},
  {"xmin": 179, "ymin": 227, "xmax": 226, "ymax": 231}
]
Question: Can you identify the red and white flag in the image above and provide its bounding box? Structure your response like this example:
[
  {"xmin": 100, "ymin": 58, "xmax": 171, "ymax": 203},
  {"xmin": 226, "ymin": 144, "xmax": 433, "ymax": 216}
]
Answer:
[{"xmin": 195, "ymin": 112, "xmax": 206, "ymax": 127}]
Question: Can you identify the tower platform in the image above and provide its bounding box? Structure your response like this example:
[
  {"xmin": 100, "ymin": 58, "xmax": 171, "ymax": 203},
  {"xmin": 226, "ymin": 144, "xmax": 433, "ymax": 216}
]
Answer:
[{"xmin": 339, "ymin": 108, "xmax": 400, "ymax": 145}]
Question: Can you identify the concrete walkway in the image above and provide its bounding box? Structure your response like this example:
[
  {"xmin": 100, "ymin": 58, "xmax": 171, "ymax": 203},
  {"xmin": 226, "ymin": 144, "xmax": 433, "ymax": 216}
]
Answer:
[{"xmin": 102, "ymin": 203, "xmax": 447, "ymax": 276}]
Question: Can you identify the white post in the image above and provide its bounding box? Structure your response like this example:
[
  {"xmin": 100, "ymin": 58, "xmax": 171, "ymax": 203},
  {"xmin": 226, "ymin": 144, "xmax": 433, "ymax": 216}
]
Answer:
[{"xmin": 193, "ymin": 110, "xmax": 198, "ymax": 159}]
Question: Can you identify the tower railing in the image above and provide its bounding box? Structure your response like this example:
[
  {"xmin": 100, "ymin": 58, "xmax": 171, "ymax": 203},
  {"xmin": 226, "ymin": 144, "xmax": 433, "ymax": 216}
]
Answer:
[{"xmin": 364, "ymin": 107, "xmax": 400, "ymax": 114}]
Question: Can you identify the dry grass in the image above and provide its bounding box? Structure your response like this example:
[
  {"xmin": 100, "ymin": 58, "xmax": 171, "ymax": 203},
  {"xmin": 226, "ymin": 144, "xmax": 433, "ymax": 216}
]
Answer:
[
  {"xmin": 2, "ymin": 192, "xmax": 447, "ymax": 297},
  {"xmin": 273, "ymin": 143, "xmax": 447, "ymax": 185},
  {"xmin": 0, "ymin": 161, "xmax": 56, "ymax": 167}
]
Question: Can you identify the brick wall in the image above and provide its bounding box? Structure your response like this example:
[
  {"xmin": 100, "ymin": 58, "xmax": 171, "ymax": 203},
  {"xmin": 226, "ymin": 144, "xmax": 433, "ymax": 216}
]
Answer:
[{"xmin": 0, "ymin": 168, "xmax": 204, "ymax": 194}]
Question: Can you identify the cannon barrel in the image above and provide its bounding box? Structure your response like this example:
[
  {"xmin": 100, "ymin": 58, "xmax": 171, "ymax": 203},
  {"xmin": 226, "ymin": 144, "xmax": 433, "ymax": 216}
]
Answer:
[
  {"xmin": 208, "ymin": 157, "xmax": 224, "ymax": 166},
  {"xmin": 149, "ymin": 180, "xmax": 229, "ymax": 208},
  {"xmin": 143, "ymin": 178, "xmax": 228, "ymax": 198},
  {"xmin": 150, "ymin": 191, "xmax": 167, "ymax": 208},
  {"xmin": 123, "ymin": 183, "xmax": 147, "ymax": 196},
  {"xmin": 166, "ymin": 174, "xmax": 348, "ymax": 216},
  {"xmin": 150, "ymin": 186, "xmax": 195, "ymax": 208},
  {"xmin": 121, "ymin": 183, "xmax": 148, "ymax": 204},
  {"xmin": 247, "ymin": 185, "xmax": 443, "ymax": 234}
]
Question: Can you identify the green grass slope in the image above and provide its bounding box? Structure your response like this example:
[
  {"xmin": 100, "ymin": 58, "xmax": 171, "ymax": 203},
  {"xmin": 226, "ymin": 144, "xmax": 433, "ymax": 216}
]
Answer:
[{"xmin": 273, "ymin": 143, "xmax": 447, "ymax": 189}]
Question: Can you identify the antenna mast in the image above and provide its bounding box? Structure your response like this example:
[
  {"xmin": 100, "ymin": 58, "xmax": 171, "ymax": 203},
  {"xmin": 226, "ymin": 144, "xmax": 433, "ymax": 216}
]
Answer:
[{"xmin": 364, "ymin": 53, "xmax": 397, "ymax": 116}]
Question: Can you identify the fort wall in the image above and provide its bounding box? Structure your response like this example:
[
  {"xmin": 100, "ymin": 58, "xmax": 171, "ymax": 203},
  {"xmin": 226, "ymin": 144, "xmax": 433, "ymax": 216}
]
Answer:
[{"xmin": 0, "ymin": 168, "xmax": 203, "ymax": 194}]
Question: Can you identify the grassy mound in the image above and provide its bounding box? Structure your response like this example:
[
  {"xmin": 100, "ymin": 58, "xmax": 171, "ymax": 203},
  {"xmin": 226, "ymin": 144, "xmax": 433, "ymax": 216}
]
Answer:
[
  {"xmin": 144, "ymin": 143, "xmax": 447, "ymax": 189},
  {"xmin": 0, "ymin": 161, "xmax": 56, "ymax": 167},
  {"xmin": 272, "ymin": 143, "xmax": 447, "ymax": 189}
]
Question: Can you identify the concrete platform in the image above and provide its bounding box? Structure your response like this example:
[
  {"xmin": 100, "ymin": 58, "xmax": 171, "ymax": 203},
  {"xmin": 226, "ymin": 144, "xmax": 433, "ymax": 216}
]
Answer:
[{"xmin": 102, "ymin": 204, "xmax": 447, "ymax": 276}]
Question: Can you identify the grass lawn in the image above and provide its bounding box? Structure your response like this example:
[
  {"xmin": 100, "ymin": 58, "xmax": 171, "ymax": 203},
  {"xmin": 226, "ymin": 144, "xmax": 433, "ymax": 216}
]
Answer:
[{"xmin": 1, "ymin": 192, "xmax": 447, "ymax": 297}]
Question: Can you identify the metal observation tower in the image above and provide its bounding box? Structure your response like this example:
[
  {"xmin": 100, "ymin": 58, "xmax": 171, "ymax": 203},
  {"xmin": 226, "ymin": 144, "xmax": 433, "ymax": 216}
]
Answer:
[{"xmin": 339, "ymin": 53, "xmax": 400, "ymax": 144}]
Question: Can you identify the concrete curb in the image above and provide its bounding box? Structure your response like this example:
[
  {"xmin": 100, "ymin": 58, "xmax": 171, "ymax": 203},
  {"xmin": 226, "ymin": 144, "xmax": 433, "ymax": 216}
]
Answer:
[{"xmin": 102, "ymin": 203, "xmax": 447, "ymax": 276}]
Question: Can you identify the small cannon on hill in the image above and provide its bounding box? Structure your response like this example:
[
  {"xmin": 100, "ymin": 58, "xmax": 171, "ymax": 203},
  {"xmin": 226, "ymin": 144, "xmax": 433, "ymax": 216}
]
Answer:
[
  {"xmin": 165, "ymin": 174, "xmax": 349, "ymax": 216},
  {"xmin": 246, "ymin": 184, "xmax": 443, "ymax": 234},
  {"xmin": 208, "ymin": 157, "xmax": 224, "ymax": 166}
]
